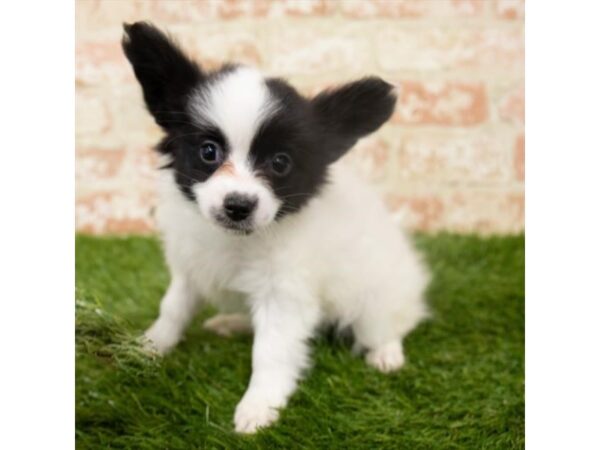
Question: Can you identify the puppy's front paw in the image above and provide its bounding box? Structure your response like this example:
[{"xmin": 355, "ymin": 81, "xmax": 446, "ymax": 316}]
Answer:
[
  {"xmin": 366, "ymin": 341, "xmax": 405, "ymax": 373},
  {"xmin": 143, "ymin": 319, "xmax": 181, "ymax": 355},
  {"xmin": 234, "ymin": 396, "xmax": 280, "ymax": 434}
]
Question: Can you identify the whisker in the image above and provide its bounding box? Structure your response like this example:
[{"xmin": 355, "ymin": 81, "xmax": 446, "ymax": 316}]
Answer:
[
  {"xmin": 161, "ymin": 131, "xmax": 204, "ymax": 148},
  {"xmin": 161, "ymin": 165, "xmax": 207, "ymax": 185},
  {"xmin": 155, "ymin": 119, "xmax": 205, "ymax": 129},
  {"xmin": 276, "ymin": 192, "xmax": 314, "ymax": 199},
  {"xmin": 152, "ymin": 111, "xmax": 215, "ymax": 131}
]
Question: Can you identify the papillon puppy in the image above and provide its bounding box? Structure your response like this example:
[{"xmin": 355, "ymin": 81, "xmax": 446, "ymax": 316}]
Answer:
[{"xmin": 122, "ymin": 22, "xmax": 429, "ymax": 434}]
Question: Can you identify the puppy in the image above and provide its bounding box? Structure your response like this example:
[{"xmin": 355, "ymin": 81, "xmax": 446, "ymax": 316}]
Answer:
[{"xmin": 122, "ymin": 22, "xmax": 429, "ymax": 434}]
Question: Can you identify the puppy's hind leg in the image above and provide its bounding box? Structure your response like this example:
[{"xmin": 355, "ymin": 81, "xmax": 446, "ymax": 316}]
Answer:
[
  {"xmin": 365, "ymin": 340, "xmax": 405, "ymax": 373},
  {"xmin": 203, "ymin": 313, "xmax": 252, "ymax": 337},
  {"xmin": 144, "ymin": 276, "xmax": 200, "ymax": 355},
  {"xmin": 352, "ymin": 300, "xmax": 424, "ymax": 373},
  {"xmin": 203, "ymin": 291, "xmax": 252, "ymax": 337},
  {"xmin": 353, "ymin": 311, "xmax": 405, "ymax": 372}
]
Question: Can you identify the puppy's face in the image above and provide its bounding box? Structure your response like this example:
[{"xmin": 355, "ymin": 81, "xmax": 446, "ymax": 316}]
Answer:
[{"xmin": 123, "ymin": 22, "xmax": 397, "ymax": 233}]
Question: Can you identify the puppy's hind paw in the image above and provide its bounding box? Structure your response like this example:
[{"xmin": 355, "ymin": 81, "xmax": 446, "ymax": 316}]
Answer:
[
  {"xmin": 203, "ymin": 313, "xmax": 252, "ymax": 337},
  {"xmin": 366, "ymin": 341, "xmax": 405, "ymax": 373}
]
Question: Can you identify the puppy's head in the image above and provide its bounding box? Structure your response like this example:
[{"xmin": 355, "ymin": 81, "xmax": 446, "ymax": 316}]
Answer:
[{"xmin": 122, "ymin": 22, "xmax": 396, "ymax": 234}]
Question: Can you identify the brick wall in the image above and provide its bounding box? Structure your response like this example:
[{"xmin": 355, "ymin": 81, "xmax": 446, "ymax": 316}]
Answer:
[{"xmin": 75, "ymin": 0, "xmax": 525, "ymax": 234}]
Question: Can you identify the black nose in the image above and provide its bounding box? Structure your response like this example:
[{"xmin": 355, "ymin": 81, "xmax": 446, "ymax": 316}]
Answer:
[{"xmin": 223, "ymin": 194, "xmax": 257, "ymax": 222}]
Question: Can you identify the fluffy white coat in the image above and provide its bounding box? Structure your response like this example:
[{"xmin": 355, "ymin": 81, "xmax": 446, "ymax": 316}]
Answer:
[{"xmin": 146, "ymin": 161, "xmax": 430, "ymax": 433}]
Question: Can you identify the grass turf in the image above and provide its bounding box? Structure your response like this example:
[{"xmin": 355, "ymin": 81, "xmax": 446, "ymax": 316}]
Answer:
[{"xmin": 75, "ymin": 233, "xmax": 524, "ymax": 449}]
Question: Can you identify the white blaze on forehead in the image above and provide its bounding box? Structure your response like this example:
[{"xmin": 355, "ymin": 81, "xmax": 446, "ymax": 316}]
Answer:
[{"xmin": 189, "ymin": 67, "xmax": 277, "ymax": 165}]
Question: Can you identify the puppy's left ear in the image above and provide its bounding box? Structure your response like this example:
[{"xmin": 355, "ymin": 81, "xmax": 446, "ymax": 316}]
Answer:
[{"xmin": 311, "ymin": 77, "xmax": 397, "ymax": 163}]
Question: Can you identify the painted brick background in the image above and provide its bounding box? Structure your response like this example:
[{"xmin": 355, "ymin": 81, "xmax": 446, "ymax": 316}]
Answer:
[{"xmin": 75, "ymin": 0, "xmax": 524, "ymax": 234}]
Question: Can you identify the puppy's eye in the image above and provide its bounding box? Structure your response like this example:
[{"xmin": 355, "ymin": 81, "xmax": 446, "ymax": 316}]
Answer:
[
  {"xmin": 270, "ymin": 153, "xmax": 292, "ymax": 177},
  {"xmin": 199, "ymin": 140, "xmax": 223, "ymax": 165}
]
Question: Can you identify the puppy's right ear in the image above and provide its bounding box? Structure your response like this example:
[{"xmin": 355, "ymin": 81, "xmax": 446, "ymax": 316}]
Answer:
[{"xmin": 122, "ymin": 22, "xmax": 204, "ymax": 130}]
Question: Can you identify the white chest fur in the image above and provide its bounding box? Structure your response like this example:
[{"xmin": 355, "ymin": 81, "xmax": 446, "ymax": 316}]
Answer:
[{"xmin": 147, "ymin": 163, "xmax": 429, "ymax": 433}]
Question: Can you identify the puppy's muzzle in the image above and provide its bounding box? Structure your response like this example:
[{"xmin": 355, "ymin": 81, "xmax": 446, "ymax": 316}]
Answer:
[{"xmin": 223, "ymin": 193, "xmax": 258, "ymax": 222}]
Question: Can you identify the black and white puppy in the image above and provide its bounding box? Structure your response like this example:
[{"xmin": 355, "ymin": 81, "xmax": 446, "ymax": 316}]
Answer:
[{"xmin": 122, "ymin": 22, "xmax": 429, "ymax": 434}]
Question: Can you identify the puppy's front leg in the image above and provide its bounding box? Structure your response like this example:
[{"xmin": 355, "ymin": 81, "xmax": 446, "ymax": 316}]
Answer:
[
  {"xmin": 234, "ymin": 290, "xmax": 319, "ymax": 433},
  {"xmin": 144, "ymin": 276, "xmax": 199, "ymax": 355}
]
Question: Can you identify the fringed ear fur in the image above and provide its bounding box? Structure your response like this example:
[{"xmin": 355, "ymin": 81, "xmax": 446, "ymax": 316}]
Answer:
[
  {"xmin": 311, "ymin": 77, "xmax": 397, "ymax": 162},
  {"xmin": 122, "ymin": 21, "xmax": 204, "ymax": 130}
]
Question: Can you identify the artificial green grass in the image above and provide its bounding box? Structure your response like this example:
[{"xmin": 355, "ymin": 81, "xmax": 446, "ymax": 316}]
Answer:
[{"xmin": 76, "ymin": 233, "xmax": 524, "ymax": 449}]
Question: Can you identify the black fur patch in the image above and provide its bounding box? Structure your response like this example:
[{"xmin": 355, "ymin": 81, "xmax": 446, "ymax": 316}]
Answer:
[
  {"xmin": 248, "ymin": 77, "xmax": 397, "ymax": 216},
  {"xmin": 122, "ymin": 21, "xmax": 204, "ymax": 131},
  {"xmin": 248, "ymin": 79, "xmax": 328, "ymax": 215},
  {"xmin": 311, "ymin": 77, "xmax": 397, "ymax": 161},
  {"xmin": 158, "ymin": 125, "xmax": 229, "ymax": 200},
  {"xmin": 122, "ymin": 22, "xmax": 397, "ymax": 216},
  {"xmin": 122, "ymin": 22, "xmax": 235, "ymax": 200}
]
